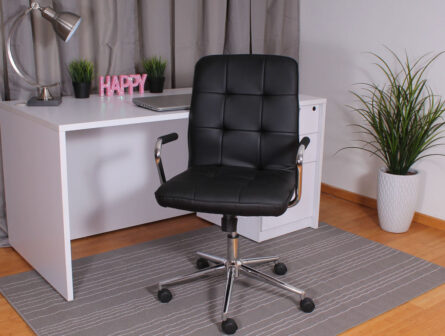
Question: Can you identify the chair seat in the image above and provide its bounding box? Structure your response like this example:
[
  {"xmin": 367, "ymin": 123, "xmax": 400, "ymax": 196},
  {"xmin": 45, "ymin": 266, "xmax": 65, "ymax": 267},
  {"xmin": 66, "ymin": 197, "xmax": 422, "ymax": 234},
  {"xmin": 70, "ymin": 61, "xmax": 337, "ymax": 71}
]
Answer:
[{"xmin": 155, "ymin": 165, "xmax": 295, "ymax": 216}]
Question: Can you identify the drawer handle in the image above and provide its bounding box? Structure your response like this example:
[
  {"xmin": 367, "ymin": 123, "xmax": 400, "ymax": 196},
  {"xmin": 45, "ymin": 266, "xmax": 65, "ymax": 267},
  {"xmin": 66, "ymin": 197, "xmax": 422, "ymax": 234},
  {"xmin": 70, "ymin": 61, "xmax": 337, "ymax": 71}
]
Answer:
[{"xmin": 312, "ymin": 106, "xmax": 317, "ymax": 111}]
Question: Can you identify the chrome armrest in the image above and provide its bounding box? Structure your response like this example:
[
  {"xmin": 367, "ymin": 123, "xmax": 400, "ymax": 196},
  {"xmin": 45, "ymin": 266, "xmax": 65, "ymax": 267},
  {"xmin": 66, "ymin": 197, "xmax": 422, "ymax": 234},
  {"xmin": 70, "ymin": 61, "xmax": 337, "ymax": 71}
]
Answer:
[
  {"xmin": 288, "ymin": 137, "xmax": 310, "ymax": 208},
  {"xmin": 154, "ymin": 132, "xmax": 178, "ymax": 185}
]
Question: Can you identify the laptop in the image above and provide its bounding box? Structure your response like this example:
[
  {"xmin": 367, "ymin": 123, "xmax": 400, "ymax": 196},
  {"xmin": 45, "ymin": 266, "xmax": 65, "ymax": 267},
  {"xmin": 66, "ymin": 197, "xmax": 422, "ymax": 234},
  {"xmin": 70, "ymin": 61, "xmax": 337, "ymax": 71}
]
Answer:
[{"xmin": 132, "ymin": 93, "xmax": 191, "ymax": 112}]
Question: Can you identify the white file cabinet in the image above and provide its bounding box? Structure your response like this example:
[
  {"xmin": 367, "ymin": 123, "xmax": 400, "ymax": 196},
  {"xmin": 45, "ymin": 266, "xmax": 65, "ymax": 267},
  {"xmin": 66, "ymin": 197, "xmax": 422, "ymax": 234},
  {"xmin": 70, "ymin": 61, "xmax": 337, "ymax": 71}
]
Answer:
[{"xmin": 198, "ymin": 95, "xmax": 326, "ymax": 242}]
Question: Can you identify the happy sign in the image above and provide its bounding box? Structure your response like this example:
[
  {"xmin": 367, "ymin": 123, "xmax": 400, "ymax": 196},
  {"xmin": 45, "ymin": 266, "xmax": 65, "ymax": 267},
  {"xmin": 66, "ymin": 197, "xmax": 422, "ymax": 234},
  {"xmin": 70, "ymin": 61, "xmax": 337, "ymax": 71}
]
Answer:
[{"xmin": 99, "ymin": 74, "xmax": 147, "ymax": 97}]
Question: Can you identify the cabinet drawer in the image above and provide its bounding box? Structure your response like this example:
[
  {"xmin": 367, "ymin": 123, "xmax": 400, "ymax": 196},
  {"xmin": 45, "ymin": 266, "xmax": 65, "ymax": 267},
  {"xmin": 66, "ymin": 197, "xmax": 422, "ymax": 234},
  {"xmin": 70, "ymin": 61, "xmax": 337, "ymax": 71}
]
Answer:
[
  {"xmin": 299, "ymin": 104, "xmax": 320, "ymax": 134},
  {"xmin": 300, "ymin": 133, "xmax": 318, "ymax": 163},
  {"xmin": 261, "ymin": 162, "xmax": 316, "ymax": 231}
]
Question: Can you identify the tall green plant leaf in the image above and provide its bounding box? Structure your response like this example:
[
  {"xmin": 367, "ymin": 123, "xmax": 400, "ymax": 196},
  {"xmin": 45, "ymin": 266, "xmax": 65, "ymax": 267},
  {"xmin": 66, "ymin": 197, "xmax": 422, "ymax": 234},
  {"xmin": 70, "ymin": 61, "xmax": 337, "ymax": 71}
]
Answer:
[
  {"xmin": 348, "ymin": 49, "xmax": 445, "ymax": 175},
  {"xmin": 142, "ymin": 57, "xmax": 167, "ymax": 78},
  {"xmin": 68, "ymin": 59, "xmax": 94, "ymax": 83}
]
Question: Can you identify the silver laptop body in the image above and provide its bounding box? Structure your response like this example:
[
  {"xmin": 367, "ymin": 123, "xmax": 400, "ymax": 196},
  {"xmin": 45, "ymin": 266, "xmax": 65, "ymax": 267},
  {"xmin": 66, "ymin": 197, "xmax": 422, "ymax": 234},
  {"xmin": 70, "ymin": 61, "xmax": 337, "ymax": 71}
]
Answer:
[{"xmin": 132, "ymin": 94, "xmax": 192, "ymax": 112}]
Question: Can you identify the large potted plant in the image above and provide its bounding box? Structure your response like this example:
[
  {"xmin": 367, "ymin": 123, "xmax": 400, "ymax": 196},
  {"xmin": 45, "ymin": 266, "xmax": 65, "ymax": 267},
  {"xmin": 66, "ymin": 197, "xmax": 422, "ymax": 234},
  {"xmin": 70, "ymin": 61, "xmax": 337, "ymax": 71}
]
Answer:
[
  {"xmin": 142, "ymin": 56, "xmax": 167, "ymax": 93},
  {"xmin": 349, "ymin": 49, "xmax": 445, "ymax": 233},
  {"xmin": 68, "ymin": 59, "xmax": 94, "ymax": 99}
]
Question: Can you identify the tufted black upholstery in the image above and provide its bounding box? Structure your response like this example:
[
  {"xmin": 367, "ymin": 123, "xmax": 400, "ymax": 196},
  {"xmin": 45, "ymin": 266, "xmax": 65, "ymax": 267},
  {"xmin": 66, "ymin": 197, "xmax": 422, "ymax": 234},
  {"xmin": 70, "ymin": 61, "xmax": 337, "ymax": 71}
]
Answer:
[
  {"xmin": 155, "ymin": 54, "xmax": 300, "ymax": 216},
  {"xmin": 189, "ymin": 55, "xmax": 299, "ymax": 170}
]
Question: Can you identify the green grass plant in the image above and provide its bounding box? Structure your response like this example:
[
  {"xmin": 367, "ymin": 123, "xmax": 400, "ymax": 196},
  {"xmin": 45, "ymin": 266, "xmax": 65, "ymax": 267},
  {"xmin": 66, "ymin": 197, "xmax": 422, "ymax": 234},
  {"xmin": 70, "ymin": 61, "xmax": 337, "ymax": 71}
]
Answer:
[
  {"xmin": 348, "ymin": 48, "xmax": 445, "ymax": 175},
  {"xmin": 68, "ymin": 59, "xmax": 94, "ymax": 83},
  {"xmin": 142, "ymin": 56, "xmax": 167, "ymax": 78}
]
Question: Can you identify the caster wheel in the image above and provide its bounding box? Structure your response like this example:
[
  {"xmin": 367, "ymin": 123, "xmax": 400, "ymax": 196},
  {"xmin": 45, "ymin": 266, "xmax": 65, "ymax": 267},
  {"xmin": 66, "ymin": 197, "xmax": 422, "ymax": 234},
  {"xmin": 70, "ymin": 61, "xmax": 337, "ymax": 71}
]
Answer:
[
  {"xmin": 300, "ymin": 297, "xmax": 315, "ymax": 313},
  {"xmin": 221, "ymin": 318, "xmax": 238, "ymax": 335},
  {"xmin": 273, "ymin": 262, "xmax": 287, "ymax": 275},
  {"xmin": 157, "ymin": 288, "xmax": 172, "ymax": 303},
  {"xmin": 196, "ymin": 257, "xmax": 210, "ymax": 270}
]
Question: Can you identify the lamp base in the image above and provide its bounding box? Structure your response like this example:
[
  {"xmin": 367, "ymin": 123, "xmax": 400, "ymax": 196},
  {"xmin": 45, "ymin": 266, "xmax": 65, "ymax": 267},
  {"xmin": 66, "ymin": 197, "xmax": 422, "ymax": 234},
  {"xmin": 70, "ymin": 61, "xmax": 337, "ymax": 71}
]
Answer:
[{"xmin": 27, "ymin": 96, "xmax": 62, "ymax": 106}]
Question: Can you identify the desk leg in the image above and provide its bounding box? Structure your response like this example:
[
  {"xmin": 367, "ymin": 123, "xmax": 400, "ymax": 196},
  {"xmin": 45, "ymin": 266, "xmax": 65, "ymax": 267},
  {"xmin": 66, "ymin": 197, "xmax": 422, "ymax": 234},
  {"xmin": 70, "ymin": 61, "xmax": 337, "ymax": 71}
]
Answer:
[{"xmin": 0, "ymin": 112, "xmax": 73, "ymax": 300}]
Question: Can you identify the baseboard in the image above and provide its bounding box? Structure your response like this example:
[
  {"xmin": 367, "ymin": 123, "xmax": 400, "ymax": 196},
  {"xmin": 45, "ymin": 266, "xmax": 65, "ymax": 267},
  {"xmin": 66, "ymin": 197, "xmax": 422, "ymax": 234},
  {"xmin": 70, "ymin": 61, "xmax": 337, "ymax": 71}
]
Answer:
[
  {"xmin": 321, "ymin": 183, "xmax": 445, "ymax": 231},
  {"xmin": 412, "ymin": 212, "xmax": 445, "ymax": 232},
  {"xmin": 321, "ymin": 183, "xmax": 377, "ymax": 209}
]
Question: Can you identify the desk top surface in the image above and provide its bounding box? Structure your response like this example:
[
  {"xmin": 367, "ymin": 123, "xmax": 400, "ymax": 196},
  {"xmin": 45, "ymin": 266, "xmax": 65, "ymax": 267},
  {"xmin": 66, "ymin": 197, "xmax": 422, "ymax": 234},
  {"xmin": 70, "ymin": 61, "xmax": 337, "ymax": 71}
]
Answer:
[{"xmin": 0, "ymin": 88, "xmax": 326, "ymax": 132}]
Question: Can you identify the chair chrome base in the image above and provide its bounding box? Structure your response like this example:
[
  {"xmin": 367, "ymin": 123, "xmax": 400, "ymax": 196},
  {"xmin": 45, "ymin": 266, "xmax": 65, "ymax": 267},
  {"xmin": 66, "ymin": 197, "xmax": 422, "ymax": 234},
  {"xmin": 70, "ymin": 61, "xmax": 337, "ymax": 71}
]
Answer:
[{"xmin": 157, "ymin": 232, "xmax": 314, "ymax": 334}]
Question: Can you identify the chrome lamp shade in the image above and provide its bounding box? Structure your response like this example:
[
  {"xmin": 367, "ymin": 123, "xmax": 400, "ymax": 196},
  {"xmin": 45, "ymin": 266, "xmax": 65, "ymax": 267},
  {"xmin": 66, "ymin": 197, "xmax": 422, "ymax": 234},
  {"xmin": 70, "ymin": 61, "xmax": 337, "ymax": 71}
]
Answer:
[{"xmin": 41, "ymin": 7, "xmax": 82, "ymax": 42}]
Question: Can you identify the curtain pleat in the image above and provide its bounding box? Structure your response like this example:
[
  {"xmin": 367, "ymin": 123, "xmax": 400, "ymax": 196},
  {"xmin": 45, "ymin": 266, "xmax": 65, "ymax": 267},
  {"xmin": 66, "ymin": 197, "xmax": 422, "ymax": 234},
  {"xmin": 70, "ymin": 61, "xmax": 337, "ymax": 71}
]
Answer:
[
  {"xmin": 0, "ymin": 0, "xmax": 5, "ymax": 101},
  {"xmin": 264, "ymin": 0, "xmax": 300, "ymax": 60},
  {"xmin": 174, "ymin": 0, "xmax": 227, "ymax": 87},
  {"xmin": 224, "ymin": 0, "xmax": 251, "ymax": 54},
  {"xmin": 0, "ymin": 1, "xmax": 6, "ymax": 234},
  {"xmin": 54, "ymin": 0, "xmax": 96, "ymax": 96},
  {"xmin": 252, "ymin": 0, "xmax": 300, "ymax": 61},
  {"xmin": 138, "ymin": 0, "xmax": 175, "ymax": 88}
]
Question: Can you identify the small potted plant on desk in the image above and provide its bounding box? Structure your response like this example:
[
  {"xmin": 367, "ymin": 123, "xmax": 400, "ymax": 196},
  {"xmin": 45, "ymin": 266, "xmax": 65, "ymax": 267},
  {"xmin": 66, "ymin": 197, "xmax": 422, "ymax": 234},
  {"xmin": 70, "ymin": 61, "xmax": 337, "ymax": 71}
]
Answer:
[
  {"xmin": 68, "ymin": 59, "xmax": 94, "ymax": 99},
  {"xmin": 348, "ymin": 49, "xmax": 445, "ymax": 233},
  {"xmin": 143, "ymin": 56, "xmax": 167, "ymax": 93}
]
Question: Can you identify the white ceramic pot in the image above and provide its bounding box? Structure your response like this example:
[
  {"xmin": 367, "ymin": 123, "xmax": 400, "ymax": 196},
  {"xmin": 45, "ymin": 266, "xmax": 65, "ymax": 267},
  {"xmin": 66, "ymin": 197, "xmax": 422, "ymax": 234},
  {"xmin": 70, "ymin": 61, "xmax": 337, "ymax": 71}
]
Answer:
[{"xmin": 377, "ymin": 167, "xmax": 420, "ymax": 233}]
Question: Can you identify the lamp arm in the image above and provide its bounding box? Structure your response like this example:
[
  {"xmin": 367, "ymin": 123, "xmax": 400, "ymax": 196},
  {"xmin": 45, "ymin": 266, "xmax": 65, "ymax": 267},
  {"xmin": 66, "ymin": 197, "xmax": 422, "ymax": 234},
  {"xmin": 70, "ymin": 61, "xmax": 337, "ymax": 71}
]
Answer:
[{"xmin": 6, "ymin": 4, "xmax": 58, "ymax": 89}]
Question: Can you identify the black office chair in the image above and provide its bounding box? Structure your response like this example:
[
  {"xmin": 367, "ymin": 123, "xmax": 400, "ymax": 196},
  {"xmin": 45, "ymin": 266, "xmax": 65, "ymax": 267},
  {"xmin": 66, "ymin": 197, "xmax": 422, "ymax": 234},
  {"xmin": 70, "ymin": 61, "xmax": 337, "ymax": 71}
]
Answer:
[{"xmin": 154, "ymin": 54, "xmax": 314, "ymax": 335}]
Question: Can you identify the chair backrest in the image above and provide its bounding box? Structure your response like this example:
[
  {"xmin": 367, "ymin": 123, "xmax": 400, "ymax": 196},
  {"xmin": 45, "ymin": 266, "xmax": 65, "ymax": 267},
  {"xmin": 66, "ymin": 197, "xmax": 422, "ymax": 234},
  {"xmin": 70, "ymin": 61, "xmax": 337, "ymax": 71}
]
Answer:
[{"xmin": 188, "ymin": 54, "xmax": 299, "ymax": 172}]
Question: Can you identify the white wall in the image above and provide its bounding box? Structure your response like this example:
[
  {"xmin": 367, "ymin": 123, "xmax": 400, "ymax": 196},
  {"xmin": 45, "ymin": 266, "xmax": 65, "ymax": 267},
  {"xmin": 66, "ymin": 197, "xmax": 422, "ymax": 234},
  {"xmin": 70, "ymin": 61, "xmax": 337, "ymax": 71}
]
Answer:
[{"xmin": 300, "ymin": 0, "xmax": 445, "ymax": 220}]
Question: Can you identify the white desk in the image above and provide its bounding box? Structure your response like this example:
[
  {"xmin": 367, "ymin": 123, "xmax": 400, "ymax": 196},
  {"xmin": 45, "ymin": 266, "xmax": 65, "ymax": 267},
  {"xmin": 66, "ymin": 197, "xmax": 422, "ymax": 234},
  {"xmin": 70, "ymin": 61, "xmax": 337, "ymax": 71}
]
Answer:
[
  {"xmin": 0, "ymin": 88, "xmax": 191, "ymax": 301},
  {"xmin": 0, "ymin": 89, "xmax": 326, "ymax": 301}
]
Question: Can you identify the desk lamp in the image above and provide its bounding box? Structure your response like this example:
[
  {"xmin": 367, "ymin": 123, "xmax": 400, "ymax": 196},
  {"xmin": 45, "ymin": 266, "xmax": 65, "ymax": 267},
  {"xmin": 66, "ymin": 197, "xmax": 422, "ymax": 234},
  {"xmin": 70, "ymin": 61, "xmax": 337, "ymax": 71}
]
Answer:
[{"xmin": 6, "ymin": 1, "xmax": 81, "ymax": 106}]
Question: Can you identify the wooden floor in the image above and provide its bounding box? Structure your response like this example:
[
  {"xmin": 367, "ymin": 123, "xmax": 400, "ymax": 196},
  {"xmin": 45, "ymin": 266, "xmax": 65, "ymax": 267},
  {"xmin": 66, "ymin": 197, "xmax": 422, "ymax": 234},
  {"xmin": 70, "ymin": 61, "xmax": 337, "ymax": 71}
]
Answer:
[{"xmin": 1, "ymin": 193, "xmax": 445, "ymax": 335}]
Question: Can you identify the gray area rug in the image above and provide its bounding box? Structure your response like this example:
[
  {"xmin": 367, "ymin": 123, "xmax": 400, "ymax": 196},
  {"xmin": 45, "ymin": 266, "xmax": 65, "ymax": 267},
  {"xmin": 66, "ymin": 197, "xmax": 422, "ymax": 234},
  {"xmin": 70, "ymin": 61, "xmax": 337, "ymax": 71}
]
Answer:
[
  {"xmin": 1, "ymin": 223, "xmax": 445, "ymax": 336},
  {"xmin": 0, "ymin": 227, "xmax": 9, "ymax": 247}
]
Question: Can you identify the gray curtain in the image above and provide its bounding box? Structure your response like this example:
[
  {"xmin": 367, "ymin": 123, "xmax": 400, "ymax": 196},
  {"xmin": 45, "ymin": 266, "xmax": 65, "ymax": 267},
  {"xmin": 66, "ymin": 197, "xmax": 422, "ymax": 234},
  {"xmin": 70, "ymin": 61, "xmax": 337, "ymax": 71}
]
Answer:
[
  {"xmin": 0, "ymin": 0, "xmax": 300, "ymax": 234},
  {"xmin": 0, "ymin": 0, "xmax": 300, "ymax": 100}
]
